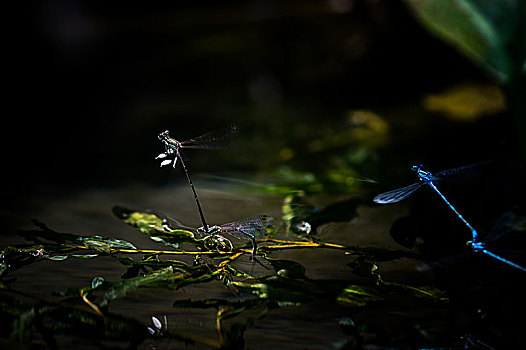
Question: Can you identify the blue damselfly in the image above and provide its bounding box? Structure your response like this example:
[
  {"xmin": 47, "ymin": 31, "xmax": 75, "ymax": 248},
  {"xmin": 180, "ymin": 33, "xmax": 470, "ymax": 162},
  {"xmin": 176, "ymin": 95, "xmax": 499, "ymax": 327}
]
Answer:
[
  {"xmin": 156, "ymin": 124, "xmax": 238, "ymax": 232},
  {"xmin": 374, "ymin": 163, "xmax": 525, "ymax": 272},
  {"xmin": 417, "ymin": 212, "xmax": 526, "ymax": 272},
  {"xmin": 373, "ymin": 163, "xmax": 488, "ymax": 242}
]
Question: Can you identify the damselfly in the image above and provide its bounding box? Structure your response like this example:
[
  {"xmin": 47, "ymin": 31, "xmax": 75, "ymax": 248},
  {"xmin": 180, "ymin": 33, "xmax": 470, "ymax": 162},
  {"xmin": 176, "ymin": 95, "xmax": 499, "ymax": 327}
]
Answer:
[
  {"xmin": 375, "ymin": 163, "xmax": 526, "ymax": 272},
  {"xmin": 156, "ymin": 124, "xmax": 238, "ymax": 233},
  {"xmin": 373, "ymin": 163, "xmax": 489, "ymax": 242},
  {"xmin": 197, "ymin": 215, "xmax": 274, "ymax": 258},
  {"xmin": 418, "ymin": 212, "xmax": 526, "ymax": 272},
  {"xmin": 469, "ymin": 241, "xmax": 526, "ymax": 272}
]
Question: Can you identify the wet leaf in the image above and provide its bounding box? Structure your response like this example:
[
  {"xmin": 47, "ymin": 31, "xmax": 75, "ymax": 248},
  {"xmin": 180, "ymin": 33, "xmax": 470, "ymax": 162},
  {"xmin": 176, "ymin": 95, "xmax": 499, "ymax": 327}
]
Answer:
[
  {"xmin": 45, "ymin": 255, "xmax": 69, "ymax": 261},
  {"xmin": 337, "ymin": 284, "xmax": 383, "ymax": 307},
  {"xmin": 83, "ymin": 240, "xmax": 111, "ymax": 254},
  {"xmin": 76, "ymin": 236, "xmax": 137, "ymax": 250},
  {"xmin": 149, "ymin": 236, "xmax": 179, "ymax": 249},
  {"xmin": 71, "ymin": 254, "xmax": 99, "ymax": 259},
  {"xmin": 381, "ymin": 281, "xmax": 449, "ymax": 302},
  {"xmin": 229, "ymin": 276, "xmax": 312, "ymax": 305},
  {"xmin": 113, "ymin": 206, "xmax": 195, "ymax": 239},
  {"xmin": 101, "ymin": 266, "xmax": 175, "ymax": 306}
]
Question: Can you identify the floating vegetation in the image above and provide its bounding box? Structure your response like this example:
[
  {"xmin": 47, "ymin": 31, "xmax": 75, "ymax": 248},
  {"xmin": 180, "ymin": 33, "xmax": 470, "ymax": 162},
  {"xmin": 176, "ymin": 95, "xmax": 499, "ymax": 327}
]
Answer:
[{"xmin": 1, "ymin": 207, "xmax": 449, "ymax": 349}]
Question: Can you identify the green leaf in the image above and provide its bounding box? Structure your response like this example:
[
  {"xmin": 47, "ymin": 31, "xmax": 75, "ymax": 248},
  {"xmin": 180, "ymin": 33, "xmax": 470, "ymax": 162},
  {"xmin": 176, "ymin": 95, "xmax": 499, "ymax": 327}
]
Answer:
[
  {"xmin": 149, "ymin": 236, "xmax": 179, "ymax": 249},
  {"xmin": 76, "ymin": 236, "xmax": 137, "ymax": 250},
  {"xmin": 101, "ymin": 266, "xmax": 175, "ymax": 306},
  {"xmin": 337, "ymin": 284, "xmax": 383, "ymax": 307},
  {"xmin": 45, "ymin": 255, "xmax": 69, "ymax": 261},
  {"xmin": 113, "ymin": 206, "xmax": 195, "ymax": 239},
  {"xmin": 229, "ymin": 276, "xmax": 312, "ymax": 305},
  {"xmin": 403, "ymin": 0, "xmax": 520, "ymax": 82},
  {"xmin": 83, "ymin": 240, "xmax": 111, "ymax": 254},
  {"xmin": 71, "ymin": 254, "xmax": 99, "ymax": 259},
  {"xmin": 381, "ymin": 281, "xmax": 449, "ymax": 302}
]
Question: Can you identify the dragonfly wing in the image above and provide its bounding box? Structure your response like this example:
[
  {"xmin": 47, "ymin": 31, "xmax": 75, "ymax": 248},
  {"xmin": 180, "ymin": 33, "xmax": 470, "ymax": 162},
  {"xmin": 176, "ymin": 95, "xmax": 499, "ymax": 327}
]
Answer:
[
  {"xmin": 180, "ymin": 124, "xmax": 238, "ymax": 150},
  {"xmin": 220, "ymin": 215, "xmax": 273, "ymax": 239},
  {"xmin": 485, "ymin": 212, "xmax": 516, "ymax": 242},
  {"xmin": 433, "ymin": 160, "xmax": 493, "ymax": 182},
  {"xmin": 373, "ymin": 182, "xmax": 423, "ymax": 204},
  {"xmin": 224, "ymin": 215, "xmax": 273, "ymax": 229}
]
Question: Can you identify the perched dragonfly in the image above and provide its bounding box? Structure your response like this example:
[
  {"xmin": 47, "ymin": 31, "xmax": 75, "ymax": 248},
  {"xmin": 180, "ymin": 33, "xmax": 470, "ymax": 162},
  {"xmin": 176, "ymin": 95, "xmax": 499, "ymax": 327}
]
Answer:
[
  {"xmin": 197, "ymin": 215, "xmax": 274, "ymax": 258},
  {"xmin": 373, "ymin": 163, "xmax": 490, "ymax": 242},
  {"xmin": 156, "ymin": 124, "xmax": 238, "ymax": 233}
]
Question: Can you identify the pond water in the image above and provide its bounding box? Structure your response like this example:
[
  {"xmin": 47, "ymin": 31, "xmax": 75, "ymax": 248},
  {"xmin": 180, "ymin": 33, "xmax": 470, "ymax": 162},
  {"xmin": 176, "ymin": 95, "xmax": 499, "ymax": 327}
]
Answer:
[{"xmin": 2, "ymin": 161, "xmax": 525, "ymax": 349}]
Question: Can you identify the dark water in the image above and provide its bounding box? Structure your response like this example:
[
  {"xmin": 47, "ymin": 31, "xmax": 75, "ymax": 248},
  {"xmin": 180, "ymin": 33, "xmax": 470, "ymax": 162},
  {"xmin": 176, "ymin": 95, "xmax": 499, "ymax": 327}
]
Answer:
[{"xmin": 3, "ymin": 171, "xmax": 526, "ymax": 349}]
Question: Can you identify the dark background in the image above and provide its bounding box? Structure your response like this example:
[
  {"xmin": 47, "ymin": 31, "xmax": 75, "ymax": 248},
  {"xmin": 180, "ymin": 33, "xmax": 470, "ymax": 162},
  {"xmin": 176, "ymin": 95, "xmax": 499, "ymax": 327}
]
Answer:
[{"xmin": 3, "ymin": 0, "xmax": 519, "ymax": 208}]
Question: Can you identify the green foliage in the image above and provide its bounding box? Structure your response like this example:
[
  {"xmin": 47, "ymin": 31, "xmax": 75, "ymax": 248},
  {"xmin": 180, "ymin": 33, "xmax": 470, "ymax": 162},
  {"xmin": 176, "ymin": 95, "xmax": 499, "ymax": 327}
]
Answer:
[
  {"xmin": 1, "ymin": 207, "xmax": 447, "ymax": 348},
  {"xmin": 112, "ymin": 206, "xmax": 195, "ymax": 239},
  {"xmin": 337, "ymin": 285, "xmax": 384, "ymax": 307},
  {"xmin": 403, "ymin": 0, "xmax": 525, "ymax": 83}
]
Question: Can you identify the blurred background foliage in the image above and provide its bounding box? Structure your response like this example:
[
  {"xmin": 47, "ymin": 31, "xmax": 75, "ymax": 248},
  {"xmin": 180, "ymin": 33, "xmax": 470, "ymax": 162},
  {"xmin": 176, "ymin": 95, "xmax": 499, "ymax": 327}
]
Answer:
[{"xmin": 5, "ymin": 0, "xmax": 524, "ymax": 194}]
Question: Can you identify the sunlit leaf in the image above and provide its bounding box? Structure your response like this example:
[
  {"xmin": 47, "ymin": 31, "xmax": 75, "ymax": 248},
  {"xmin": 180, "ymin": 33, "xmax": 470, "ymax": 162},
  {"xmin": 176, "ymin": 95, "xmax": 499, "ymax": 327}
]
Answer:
[
  {"xmin": 112, "ymin": 206, "xmax": 195, "ymax": 239},
  {"xmin": 71, "ymin": 254, "xmax": 99, "ymax": 259},
  {"xmin": 381, "ymin": 281, "xmax": 449, "ymax": 302},
  {"xmin": 45, "ymin": 255, "xmax": 69, "ymax": 261},
  {"xmin": 337, "ymin": 284, "xmax": 383, "ymax": 307},
  {"xmin": 101, "ymin": 266, "xmax": 175, "ymax": 306},
  {"xmin": 76, "ymin": 236, "xmax": 137, "ymax": 250},
  {"xmin": 83, "ymin": 240, "xmax": 111, "ymax": 254},
  {"xmin": 150, "ymin": 236, "xmax": 180, "ymax": 249}
]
